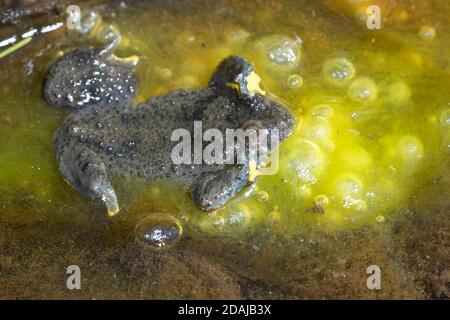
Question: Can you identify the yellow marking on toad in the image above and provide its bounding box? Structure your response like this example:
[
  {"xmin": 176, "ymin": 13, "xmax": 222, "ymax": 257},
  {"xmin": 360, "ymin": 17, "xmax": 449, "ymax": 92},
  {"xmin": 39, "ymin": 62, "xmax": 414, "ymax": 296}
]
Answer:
[
  {"xmin": 248, "ymin": 161, "xmax": 259, "ymax": 182},
  {"xmin": 108, "ymin": 206, "xmax": 120, "ymax": 217},
  {"xmin": 246, "ymin": 71, "xmax": 266, "ymax": 96},
  {"xmin": 227, "ymin": 71, "xmax": 266, "ymax": 96}
]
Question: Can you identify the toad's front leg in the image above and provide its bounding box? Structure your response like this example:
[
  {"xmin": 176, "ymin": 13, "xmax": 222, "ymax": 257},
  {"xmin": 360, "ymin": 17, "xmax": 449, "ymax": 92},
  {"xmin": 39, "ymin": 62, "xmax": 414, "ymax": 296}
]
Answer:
[{"xmin": 191, "ymin": 164, "xmax": 250, "ymax": 211}]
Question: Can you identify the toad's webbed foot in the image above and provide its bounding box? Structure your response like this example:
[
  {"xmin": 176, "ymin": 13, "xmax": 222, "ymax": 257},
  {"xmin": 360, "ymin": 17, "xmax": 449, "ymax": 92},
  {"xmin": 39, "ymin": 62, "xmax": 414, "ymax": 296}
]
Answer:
[
  {"xmin": 192, "ymin": 164, "xmax": 250, "ymax": 211},
  {"xmin": 57, "ymin": 142, "xmax": 119, "ymax": 217},
  {"xmin": 43, "ymin": 36, "xmax": 139, "ymax": 109}
]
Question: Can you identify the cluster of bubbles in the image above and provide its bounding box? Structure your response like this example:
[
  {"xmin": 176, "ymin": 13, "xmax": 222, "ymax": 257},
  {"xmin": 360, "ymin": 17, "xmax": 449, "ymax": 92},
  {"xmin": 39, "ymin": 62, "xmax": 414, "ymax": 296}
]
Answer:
[
  {"xmin": 269, "ymin": 107, "xmax": 327, "ymax": 217},
  {"xmin": 322, "ymin": 57, "xmax": 380, "ymax": 103},
  {"xmin": 322, "ymin": 56, "xmax": 412, "ymax": 108},
  {"xmin": 278, "ymin": 107, "xmax": 426, "ymax": 225},
  {"xmin": 270, "ymin": 53, "xmax": 426, "ymax": 225}
]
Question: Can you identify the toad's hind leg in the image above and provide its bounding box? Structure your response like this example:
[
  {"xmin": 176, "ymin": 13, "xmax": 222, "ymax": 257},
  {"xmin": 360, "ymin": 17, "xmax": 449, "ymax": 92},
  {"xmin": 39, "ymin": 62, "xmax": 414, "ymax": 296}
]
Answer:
[
  {"xmin": 192, "ymin": 164, "xmax": 250, "ymax": 212},
  {"xmin": 57, "ymin": 142, "xmax": 119, "ymax": 217}
]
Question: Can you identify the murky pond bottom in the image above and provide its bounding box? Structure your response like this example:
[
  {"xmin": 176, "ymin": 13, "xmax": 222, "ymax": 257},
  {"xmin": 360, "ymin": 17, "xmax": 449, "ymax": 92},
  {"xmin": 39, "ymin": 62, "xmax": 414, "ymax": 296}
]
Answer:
[{"xmin": 0, "ymin": 0, "xmax": 449, "ymax": 299}]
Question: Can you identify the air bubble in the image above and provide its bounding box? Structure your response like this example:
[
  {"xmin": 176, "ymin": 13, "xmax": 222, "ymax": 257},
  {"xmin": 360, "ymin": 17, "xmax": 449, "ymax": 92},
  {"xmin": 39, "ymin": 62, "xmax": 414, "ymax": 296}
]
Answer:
[
  {"xmin": 281, "ymin": 139, "xmax": 325, "ymax": 184},
  {"xmin": 397, "ymin": 135, "xmax": 424, "ymax": 162},
  {"xmin": 311, "ymin": 104, "xmax": 334, "ymax": 118},
  {"xmin": 304, "ymin": 117, "xmax": 332, "ymax": 142},
  {"xmin": 156, "ymin": 67, "xmax": 173, "ymax": 81},
  {"xmin": 322, "ymin": 57, "xmax": 355, "ymax": 87},
  {"xmin": 386, "ymin": 82, "xmax": 411, "ymax": 106},
  {"xmin": 419, "ymin": 26, "xmax": 436, "ymax": 40},
  {"xmin": 255, "ymin": 34, "xmax": 301, "ymax": 69},
  {"xmin": 268, "ymin": 43, "xmax": 298, "ymax": 64},
  {"xmin": 348, "ymin": 76, "xmax": 378, "ymax": 102},
  {"xmin": 287, "ymin": 74, "xmax": 303, "ymax": 89},
  {"xmin": 228, "ymin": 211, "xmax": 246, "ymax": 225},
  {"xmin": 198, "ymin": 215, "xmax": 226, "ymax": 233},
  {"xmin": 135, "ymin": 214, "xmax": 183, "ymax": 248},
  {"xmin": 314, "ymin": 194, "xmax": 329, "ymax": 208},
  {"xmin": 256, "ymin": 191, "xmax": 269, "ymax": 202},
  {"xmin": 334, "ymin": 173, "xmax": 363, "ymax": 200}
]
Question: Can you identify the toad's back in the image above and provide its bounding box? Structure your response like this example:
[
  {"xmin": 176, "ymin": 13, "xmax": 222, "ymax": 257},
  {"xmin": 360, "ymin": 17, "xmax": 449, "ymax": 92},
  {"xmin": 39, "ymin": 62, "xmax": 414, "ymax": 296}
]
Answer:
[{"xmin": 53, "ymin": 87, "xmax": 222, "ymax": 181}]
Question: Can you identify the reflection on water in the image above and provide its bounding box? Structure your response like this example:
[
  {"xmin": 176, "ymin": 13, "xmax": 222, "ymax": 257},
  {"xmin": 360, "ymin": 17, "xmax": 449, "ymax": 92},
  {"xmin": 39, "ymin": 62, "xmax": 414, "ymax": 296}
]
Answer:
[{"xmin": 0, "ymin": 0, "xmax": 449, "ymax": 299}]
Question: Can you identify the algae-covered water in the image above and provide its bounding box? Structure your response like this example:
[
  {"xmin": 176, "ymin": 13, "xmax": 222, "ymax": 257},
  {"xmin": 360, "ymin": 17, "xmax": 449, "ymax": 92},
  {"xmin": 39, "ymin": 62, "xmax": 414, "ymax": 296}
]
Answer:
[{"xmin": 0, "ymin": 0, "xmax": 449, "ymax": 299}]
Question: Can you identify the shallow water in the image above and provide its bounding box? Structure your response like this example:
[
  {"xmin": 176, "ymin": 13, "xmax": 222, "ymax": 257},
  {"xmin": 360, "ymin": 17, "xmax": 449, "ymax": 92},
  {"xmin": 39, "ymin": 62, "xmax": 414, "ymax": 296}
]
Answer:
[{"xmin": 0, "ymin": 0, "xmax": 449, "ymax": 299}]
